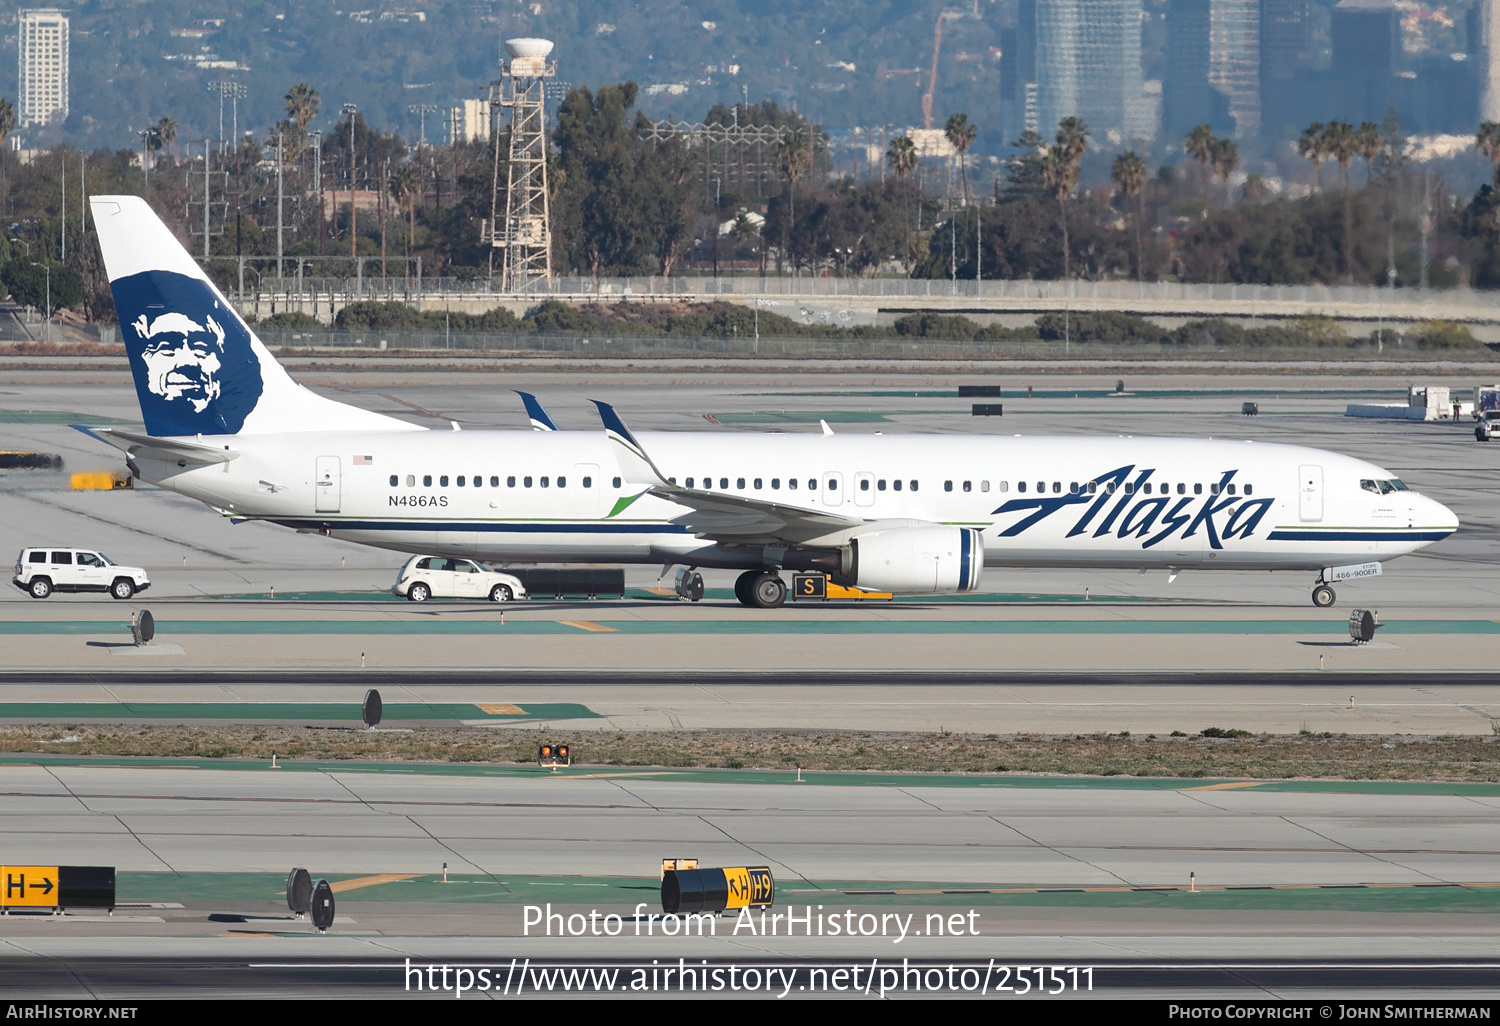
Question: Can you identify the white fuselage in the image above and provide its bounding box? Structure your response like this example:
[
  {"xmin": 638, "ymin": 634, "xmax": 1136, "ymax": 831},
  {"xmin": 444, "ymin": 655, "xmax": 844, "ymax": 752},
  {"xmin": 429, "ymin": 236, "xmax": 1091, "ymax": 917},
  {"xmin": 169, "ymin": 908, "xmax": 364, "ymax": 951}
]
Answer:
[{"xmin": 131, "ymin": 429, "xmax": 1458, "ymax": 574}]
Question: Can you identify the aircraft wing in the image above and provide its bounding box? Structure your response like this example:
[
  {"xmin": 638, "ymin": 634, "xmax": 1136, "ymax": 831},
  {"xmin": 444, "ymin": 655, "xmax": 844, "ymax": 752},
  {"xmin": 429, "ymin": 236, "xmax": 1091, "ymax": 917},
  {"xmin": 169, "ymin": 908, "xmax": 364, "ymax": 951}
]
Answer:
[
  {"xmin": 592, "ymin": 401, "xmax": 865, "ymax": 546},
  {"xmin": 73, "ymin": 425, "xmax": 239, "ymax": 465}
]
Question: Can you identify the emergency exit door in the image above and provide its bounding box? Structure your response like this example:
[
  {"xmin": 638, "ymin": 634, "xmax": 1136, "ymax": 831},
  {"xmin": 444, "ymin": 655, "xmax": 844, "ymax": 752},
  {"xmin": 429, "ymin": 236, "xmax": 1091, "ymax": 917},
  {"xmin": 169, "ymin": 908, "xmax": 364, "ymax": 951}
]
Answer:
[
  {"xmin": 1298, "ymin": 464, "xmax": 1322, "ymax": 522},
  {"xmin": 315, "ymin": 456, "xmax": 341, "ymax": 513}
]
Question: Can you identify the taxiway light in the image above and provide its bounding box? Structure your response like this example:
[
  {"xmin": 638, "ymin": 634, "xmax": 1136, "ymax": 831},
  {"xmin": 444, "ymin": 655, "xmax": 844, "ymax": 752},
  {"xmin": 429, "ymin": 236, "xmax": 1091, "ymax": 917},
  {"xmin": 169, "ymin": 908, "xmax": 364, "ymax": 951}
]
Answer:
[{"xmin": 538, "ymin": 744, "xmax": 570, "ymax": 767}]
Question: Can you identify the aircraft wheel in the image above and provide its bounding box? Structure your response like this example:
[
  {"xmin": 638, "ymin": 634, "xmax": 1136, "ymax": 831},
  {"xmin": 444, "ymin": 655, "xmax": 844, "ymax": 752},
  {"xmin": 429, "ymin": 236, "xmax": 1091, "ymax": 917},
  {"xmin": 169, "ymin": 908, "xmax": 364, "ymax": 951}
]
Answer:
[
  {"xmin": 1311, "ymin": 585, "xmax": 1336, "ymax": 608},
  {"xmin": 733, "ymin": 570, "xmax": 761, "ymax": 607},
  {"xmin": 750, "ymin": 572, "xmax": 786, "ymax": 609}
]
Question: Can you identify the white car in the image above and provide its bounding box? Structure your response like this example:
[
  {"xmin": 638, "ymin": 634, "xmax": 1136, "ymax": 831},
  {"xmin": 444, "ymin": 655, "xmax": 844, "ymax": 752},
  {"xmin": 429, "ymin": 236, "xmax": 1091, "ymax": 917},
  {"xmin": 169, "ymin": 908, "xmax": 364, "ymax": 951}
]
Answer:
[
  {"xmin": 391, "ymin": 556, "xmax": 527, "ymax": 602},
  {"xmin": 1477, "ymin": 410, "xmax": 1500, "ymax": 441},
  {"xmin": 13, "ymin": 547, "xmax": 151, "ymax": 600}
]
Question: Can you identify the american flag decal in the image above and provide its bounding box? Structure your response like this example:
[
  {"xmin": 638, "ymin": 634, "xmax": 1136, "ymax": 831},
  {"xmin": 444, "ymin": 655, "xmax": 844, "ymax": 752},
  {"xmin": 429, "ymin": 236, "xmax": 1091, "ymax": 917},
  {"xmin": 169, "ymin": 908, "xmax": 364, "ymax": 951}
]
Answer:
[{"xmin": 354, "ymin": 455, "xmax": 373, "ymax": 465}]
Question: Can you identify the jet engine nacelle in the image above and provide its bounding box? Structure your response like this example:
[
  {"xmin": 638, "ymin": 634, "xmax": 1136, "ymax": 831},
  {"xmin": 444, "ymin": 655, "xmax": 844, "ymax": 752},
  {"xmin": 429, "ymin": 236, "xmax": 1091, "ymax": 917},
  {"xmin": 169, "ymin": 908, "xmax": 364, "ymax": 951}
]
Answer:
[{"xmin": 847, "ymin": 526, "xmax": 984, "ymax": 595}]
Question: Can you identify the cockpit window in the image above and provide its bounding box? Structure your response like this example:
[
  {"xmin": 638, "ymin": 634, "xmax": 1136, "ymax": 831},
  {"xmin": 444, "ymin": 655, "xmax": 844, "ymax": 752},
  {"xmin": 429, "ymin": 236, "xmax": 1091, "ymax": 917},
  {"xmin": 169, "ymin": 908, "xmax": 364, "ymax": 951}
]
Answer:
[{"xmin": 1361, "ymin": 478, "xmax": 1408, "ymax": 495}]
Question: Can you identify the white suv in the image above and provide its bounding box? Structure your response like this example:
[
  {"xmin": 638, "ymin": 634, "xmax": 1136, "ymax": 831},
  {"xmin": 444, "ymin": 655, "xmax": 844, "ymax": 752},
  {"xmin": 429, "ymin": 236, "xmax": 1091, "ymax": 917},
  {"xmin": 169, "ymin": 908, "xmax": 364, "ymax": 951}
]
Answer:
[
  {"xmin": 391, "ymin": 556, "xmax": 527, "ymax": 602},
  {"xmin": 1477, "ymin": 411, "xmax": 1500, "ymax": 441},
  {"xmin": 13, "ymin": 548, "xmax": 151, "ymax": 600}
]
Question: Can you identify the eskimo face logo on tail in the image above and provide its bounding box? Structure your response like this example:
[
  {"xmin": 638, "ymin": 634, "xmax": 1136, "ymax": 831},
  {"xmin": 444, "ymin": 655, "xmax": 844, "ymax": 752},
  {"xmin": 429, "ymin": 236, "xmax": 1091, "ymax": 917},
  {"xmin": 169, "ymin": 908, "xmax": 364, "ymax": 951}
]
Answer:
[
  {"xmin": 135, "ymin": 311, "xmax": 226, "ymax": 412},
  {"xmin": 113, "ymin": 270, "xmax": 263, "ymax": 436}
]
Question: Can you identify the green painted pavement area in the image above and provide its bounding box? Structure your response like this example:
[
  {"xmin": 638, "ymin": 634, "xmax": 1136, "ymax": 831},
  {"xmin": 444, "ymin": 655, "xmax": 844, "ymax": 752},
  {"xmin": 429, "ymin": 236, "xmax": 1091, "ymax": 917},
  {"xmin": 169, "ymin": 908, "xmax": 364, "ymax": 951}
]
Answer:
[
  {"xmin": 0, "ymin": 701, "xmax": 599, "ymax": 721},
  {"xmin": 115, "ymin": 872, "xmax": 1500, "ymax": 914},
  {"xmin": 4, "ymin": 618, "xmax": 1496, "ymax": 635},
  {"xmin": 767, "ymin": 389, "xmax": 1401, "ymax": 400},
  {"xmin": 0, "ymin": 410, "xmax": 127, "ymax": 424},
  {"xmin": 4, "ymin": 752, "xmax": 1500, "ymax": 797},
  {"xmin": 191, "ymin": 588, "xmax": 1171, "ymax": 604}
]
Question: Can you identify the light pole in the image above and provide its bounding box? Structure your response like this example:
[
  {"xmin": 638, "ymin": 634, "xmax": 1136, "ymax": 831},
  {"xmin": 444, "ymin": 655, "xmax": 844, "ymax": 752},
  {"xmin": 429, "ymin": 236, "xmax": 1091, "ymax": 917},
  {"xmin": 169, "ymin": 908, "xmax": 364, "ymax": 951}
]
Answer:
[
  {"xmin": 408, "ymin": 103, "xmax": 438, "ymax": 150},
  {"xmin": 342, "ymin": 103, "xmax": 359, "ymax": 258},
  {"xmin": 30, "ymin": 262, "xmax": 50, "ymax": 343}
]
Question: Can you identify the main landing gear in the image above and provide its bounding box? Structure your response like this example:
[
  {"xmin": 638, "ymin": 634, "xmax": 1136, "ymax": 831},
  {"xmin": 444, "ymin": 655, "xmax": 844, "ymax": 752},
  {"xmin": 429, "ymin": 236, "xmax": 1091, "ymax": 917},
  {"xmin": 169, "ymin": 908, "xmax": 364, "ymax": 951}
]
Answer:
[
  {"xmin": 1312, "ymin": 584, "xmax": 1336, "ymax": 608},
  {"xmin": 735, "ymin": 569, "xmax": 787, "ymax": 609}
]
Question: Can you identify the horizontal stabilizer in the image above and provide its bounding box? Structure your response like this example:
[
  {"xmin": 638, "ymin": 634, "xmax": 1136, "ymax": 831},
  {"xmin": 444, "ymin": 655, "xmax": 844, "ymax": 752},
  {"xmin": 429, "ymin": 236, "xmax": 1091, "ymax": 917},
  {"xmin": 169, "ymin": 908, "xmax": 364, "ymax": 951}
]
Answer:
[{"xmin": 73, "ymin": 425, "xmax": 239, "ymax": 464}]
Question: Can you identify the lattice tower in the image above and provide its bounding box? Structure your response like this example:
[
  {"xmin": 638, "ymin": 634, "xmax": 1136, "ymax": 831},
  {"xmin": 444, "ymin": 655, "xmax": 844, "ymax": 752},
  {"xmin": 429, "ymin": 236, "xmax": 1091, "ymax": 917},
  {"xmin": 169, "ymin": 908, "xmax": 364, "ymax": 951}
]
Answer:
[{"xmin": 488, "ymin": 38, "xmax": 555, "ymax": 292}]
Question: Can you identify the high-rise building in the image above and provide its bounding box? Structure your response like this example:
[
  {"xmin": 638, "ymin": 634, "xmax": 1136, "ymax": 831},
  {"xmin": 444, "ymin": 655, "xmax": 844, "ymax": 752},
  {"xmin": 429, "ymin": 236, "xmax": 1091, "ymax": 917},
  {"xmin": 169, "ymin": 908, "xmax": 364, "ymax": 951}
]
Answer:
[
  {"xmin": 1260, "ymin": 0, "xmax": 1312, "ymax": 84},
  {"xmin": 1164, "ymin": 0, "xmax": 1212, "ymax": 139},
  {"xmin": 1034, "ymin": 0, "xmax": 1143, "ymax": 142},
  {"xmin": 17, "ymin": 8, "xmax": 68, "ymax": 129},
  {"xmin": 1477, "ymin": 0, "xmax": 1500, "ymax": 122},
  {"xmin": 1209, "ymin": 0, "xmax": 1259, "ymax": 137},
  {"xmin": 1000, "ymin": 0, "xmax": 1038, "ymax": 141}
]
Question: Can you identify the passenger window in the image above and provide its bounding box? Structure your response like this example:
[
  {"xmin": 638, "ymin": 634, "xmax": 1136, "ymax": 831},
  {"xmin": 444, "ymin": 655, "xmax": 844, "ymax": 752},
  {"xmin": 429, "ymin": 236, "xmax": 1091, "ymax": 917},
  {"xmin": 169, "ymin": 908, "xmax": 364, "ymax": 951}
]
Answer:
[
  {"xmin": 557, "ymin": 476, "xmax": 566, "ymax": 488},
  {"xmin": 980, "ymin": 481, "xmax": 989, "ymax": 492},
  {"xmin": 877, "ymin": 479, "xmax": 886, "ymax": 491},
  {"xmin": 507, "ymin": 476, "xmax": 516, "ymax": 487},
  {"xmin": 77, "ymin": 553, "xmax": 101, "ymax": 567},
  {"xmin": 423, "ymin": 475, "xmax": 432, "ymax": 487},
  {"xmin": 962, "ymin": 481, "xmax": 971, "ymax": 492},
  {"xmin": 456, "ymin": 476, "xmax": 465, "ymax": 487},
  {"xmin": 721, "ymin": 478, "xmax": 729, "ymax": 490},
  {"xmin": 737, "ymin": 478, "xmax": 746, "ymax": 489},
  {"xmin": 998, "ymin": 481, "xmax": 1008, "ymax": 493},
  {"xmin": 612, "ymin": 477, "xmax": 621, "ymax": 488},
  {"xmin": 789, "ymin": 479, "xmax": 798, "ymax": 490},
  {"xmin": 523, "ymin": 476, "xmax": 533, "ymax": 488},
  {"xmin": 1087, "ymin": 482, "xmax": 1096, "ymax": 494},
  {"xmin": 406, "ymin": 474, "xmax": 416, "ymax": 486},
  {"xmin": 1036, "ymin": 481, "xmax": 1044, "ymax": 492},
  {"xmin": 1244, "ymin": 484, "xmax": 1253, "ymax": 496},
  {"xmin": 583, "ymin": 477, "xmax": 592, "ymax": 488},
  {"xmin": 1210, "ymin": 483, "xmax": 1219, "ymax": 495},
  {"xmin": 50, "ymin": 551, "xmax": 71, "ymax": 565},
  {"xmin": 860, "ymin": 479, "xmax": 869, "ymax": 491},
  {"xmin": 1052, "ymin": 482, "xmax": 1061, "ymax": 493},
  {"xmin": 810, "ymin": 479, "xmax": 818, "ymax": 490},
  {"xmin": 772, "ymin": 478, "xmax": 781, "ymax": 489},
  {"xmin": 28, "ymin": 551, "xmax": 45, "ymax": 563},
  {"xmin": 389, "ymin": 475, "xmax": 398, "ymax": 487},
  {"xmin": 416, "ymin": 557, "xmax": 433, "ymax": 569},
  {"xmin": 1069, "ymin": 482, "xmax": 1079, "ymax": 494},
  {"xmin": 893, "ymin": 480, "xmax": 902, "ymax": 491},
  {"xmin": 686, "ymin": 477, "xmax": 695, "ymax": 489},
  {"xmin": 1194, "ymin": 483, "xmax": 1203, "ymax": 495},
  {"xmin": 825, "ymin": 479, "xmax": 834, "ymax": 490},
  {"xmin": 1228, "ymin": 483, "xmax": 1236, "ymax": 495},
  {"xmin": 668, "ymin": 477, "xmax": 677, "ymax": 484},
  {"xmin": 754, "ymin": 478, "xmax": 762, "ymax": 489},
  {"xmin": 910, "ymin": 480, "xmax": 918, "ymax": 492},
  {"xmin": 1018, "ymin": 481, "xmax": 1027, "ymax": 493},
  {"xmin": 440, "ymin": 476, "xmax": 449, "ymax": 487},
  {"xmin": 1177, "ymin": 483, "xmax": 1186, "ymax": 495},
  {"xmin": 1124, "ymin": 482, "xmax": 1134, "ymax": 494},
  {"xmin": 540, "ymin": 477, "xmax": 550, "ymax": 488},
  {"xmin": 944, "ymin": 480, "xmax": 953, "ymax": 492}
]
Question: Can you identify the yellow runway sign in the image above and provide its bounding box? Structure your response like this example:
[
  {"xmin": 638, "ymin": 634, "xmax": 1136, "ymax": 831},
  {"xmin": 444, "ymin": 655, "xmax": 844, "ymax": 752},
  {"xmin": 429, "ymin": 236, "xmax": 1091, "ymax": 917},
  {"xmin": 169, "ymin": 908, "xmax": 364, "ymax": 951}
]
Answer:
[{"xmin": 3, "ymin": 866, "xmax": 59, "ymax": 907}]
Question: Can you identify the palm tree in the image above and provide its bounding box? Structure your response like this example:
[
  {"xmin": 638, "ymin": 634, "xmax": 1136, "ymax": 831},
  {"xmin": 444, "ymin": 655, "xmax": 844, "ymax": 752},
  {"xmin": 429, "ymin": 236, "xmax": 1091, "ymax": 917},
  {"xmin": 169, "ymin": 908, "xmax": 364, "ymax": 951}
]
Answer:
[
  {"xmin": 284, "ymin": 83, "xmax": 320, "ymax": 161},
  {"xmin": 1298, "ymin": 122, "xmax": 1327, "ymax": 192},
  {"xmin": 1042, "ymin": 117, "xmax": 1088, "ymax": 283},
  {"xmin": 776, "ymin": 128, "xmax": 811, "ymax": 272},
  {"xmin": 1322, "ymin": 120, "xmax": 1358, "ymax": 281},
  {"xmin": 1477, "ymin": 121, "xmax": 1500, "ymax": 181},
  {"xmin": 0, "ymin": 98, "xmax": 15, "ymax": 151},
  {"xmin": 944, "ymin": 112, "xmax": 977, "ymax": 207},
  {"xmin": 1185, "ymin": 123, "xmax": 1215, "ymax": 195},
  {"xmin": 887, "ymin": 134, "xmax": 918, "ymax": 273},
  {"xmin": 1112, "ymin": 150, "xmax": 1147, "ymax": 281},
  {"xmin": 1356, "ymin": 121, "xmax": 1383, "ymax": 184},
  {"xmin": 1210, "ymin": 137, "xmax": 1240, "ymax": 205},
  {"xmin": 389, "ymin": 164, "xmax": 421, "ymax": 253},
  {"xmin": 155, "ymin": 117, "xmax": 178, "ymax": 166}
]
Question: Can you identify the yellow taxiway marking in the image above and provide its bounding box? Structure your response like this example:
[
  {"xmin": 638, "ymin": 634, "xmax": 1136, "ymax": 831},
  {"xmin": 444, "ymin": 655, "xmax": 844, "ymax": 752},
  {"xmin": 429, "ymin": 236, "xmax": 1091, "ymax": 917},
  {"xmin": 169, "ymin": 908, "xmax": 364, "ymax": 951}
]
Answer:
[
  {"xmin": 329, "ymin": 873, "xmax": 419, "ymax": 893},
  {"xmin": 1182, "ymin": 782, "xmax": 1265, "ymax": 791},
  {"xmin": 476, "ymin": 703, "xmax": 525, "ymax": 715},
  {"xmin": 560, "ymin": 620, "xmax": 617, "ymax": 632}
]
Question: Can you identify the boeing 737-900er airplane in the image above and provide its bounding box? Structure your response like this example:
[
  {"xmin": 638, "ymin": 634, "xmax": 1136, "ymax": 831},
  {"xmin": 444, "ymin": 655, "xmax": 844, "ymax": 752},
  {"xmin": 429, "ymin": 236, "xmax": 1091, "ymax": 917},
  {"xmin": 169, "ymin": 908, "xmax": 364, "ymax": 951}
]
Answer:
[{"xmin": 75, "ymin": 196, "xmax": 1459, "ymax": 608}]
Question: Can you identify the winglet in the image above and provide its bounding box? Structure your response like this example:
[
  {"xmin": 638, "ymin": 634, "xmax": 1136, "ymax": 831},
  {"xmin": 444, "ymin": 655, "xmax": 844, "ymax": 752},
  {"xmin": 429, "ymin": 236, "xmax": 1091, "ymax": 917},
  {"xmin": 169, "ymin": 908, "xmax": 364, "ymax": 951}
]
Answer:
[
  {"xmin": 592, "ymin": 400, "xmax": 666, "ymax": 486},
  {"xmin": 516, "ymin": 391, "xmax": 559, "ymax": 431},
  {"xmin": 820, "ymin": 419, "xmax": 835, "ymax": 436}
]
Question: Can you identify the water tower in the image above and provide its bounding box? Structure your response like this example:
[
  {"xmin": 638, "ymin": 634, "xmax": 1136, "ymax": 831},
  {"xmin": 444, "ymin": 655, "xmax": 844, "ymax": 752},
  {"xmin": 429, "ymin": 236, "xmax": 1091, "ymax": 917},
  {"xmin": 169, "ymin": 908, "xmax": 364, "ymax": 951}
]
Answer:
[{"xmin": 489, "ymin": 37, "xmax": 556, "ymax": 293}]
